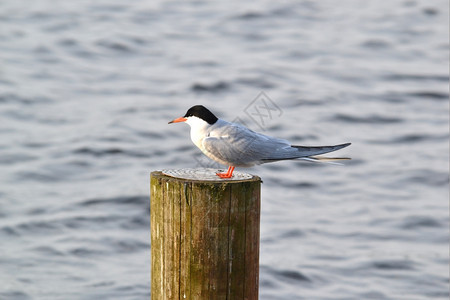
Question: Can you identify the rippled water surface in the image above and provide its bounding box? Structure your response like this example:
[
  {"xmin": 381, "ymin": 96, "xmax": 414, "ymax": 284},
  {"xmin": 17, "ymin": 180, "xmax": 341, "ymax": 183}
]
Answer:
[{"xmin": 1, "ymin": 1, "xmax": 448, "ymax": 299}]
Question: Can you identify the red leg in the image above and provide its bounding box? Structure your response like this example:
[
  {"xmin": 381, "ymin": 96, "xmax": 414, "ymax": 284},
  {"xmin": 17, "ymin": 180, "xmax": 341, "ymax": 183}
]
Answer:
[{"xmin": 216, "ymin": 166, "xmax": 235, "ymax": 178}]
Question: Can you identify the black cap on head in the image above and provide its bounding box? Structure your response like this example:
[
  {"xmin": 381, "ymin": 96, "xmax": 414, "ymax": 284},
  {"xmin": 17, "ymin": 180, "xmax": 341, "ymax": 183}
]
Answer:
[{"xmin": 183, "ymin": 105, "xmax": 218, "ymax": 125}]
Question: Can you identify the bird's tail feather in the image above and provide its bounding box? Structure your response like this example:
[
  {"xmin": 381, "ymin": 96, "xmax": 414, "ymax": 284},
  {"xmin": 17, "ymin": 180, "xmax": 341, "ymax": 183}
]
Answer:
[{"xmin": 300, "ymin": 156, "xmax": 351, "ymax": 166}]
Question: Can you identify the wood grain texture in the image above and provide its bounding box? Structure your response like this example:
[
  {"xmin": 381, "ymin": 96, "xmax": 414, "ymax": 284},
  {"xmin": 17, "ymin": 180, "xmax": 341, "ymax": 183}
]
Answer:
[{"xmin": 150, "ymin": 171, "xmax": 261, "ymax": 300}]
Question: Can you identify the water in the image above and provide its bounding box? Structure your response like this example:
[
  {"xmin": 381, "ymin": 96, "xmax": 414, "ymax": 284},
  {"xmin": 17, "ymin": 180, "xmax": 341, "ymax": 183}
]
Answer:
[{"xmin": 0, "ymin": 0, "xmax": 448, "ymax": 299}]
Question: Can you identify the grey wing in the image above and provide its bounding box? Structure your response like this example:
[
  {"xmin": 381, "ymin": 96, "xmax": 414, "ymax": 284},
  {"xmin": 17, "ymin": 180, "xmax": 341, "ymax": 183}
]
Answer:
[
  {"xmin": 290, "ymin": 143, "xmax": 351, "ymax": 157},
  {"xmin": 261, "ymin": 143, "xmax": 351, "ymax": 161},
  {"xmin": 203, "ymin": 123, "xmax": 351, "ymax": 165},
  {"xmin": 202, "ymin": 125, "xmax": 290, "ymax": 166}
]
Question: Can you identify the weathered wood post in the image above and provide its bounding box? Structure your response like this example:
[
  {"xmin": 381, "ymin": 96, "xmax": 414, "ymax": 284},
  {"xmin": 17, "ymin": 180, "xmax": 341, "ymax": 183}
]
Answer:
[{"xmin": 150, "ymin": 169, "xmax": 261, "ymax": 300}]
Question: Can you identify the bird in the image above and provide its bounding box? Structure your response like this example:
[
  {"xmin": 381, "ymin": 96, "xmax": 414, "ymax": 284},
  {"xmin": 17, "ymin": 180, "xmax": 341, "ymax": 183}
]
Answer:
[{"xmin": 169, "ymin": 105, "xmax": 351, "ymax": 179}]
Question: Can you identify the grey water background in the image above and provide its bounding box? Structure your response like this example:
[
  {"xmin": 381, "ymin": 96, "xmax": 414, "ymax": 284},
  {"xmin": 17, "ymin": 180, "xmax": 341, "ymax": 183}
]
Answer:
[{"xmin": 0, "ymin": 0, "xmax": 448, "ymax": 299}]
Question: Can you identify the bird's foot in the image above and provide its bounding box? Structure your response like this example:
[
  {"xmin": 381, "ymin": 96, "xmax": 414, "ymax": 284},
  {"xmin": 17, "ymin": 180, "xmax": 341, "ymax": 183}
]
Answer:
[
  {"xmin": 216, "ymin": 166, "xmax": 235, "ymax": 179},
  {"xmin": 216, "ymin": 172, "xmax": 233, "ymax": 178}
]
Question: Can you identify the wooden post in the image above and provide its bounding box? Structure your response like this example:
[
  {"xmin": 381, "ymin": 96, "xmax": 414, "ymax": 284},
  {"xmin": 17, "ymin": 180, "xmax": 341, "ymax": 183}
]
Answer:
[{"xmin": 150, "ymin": 169, "xmax": 261, "ymax": 300}]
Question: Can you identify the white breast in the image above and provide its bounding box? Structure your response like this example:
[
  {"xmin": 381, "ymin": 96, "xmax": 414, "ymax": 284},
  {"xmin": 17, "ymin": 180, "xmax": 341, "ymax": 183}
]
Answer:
[
  {"xmin": 185, "ymin": 116, "xmax": 212, "ymax": 150},
  {"xmin": 186, "ymin": 118, "xmax": 232, "ymax": 165}
]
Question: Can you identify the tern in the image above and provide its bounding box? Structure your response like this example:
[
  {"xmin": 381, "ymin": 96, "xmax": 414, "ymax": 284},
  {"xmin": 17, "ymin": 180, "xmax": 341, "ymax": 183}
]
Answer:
[{"xmin": 169, "ymin": 105, "xmax": 351, "ymax": 178}]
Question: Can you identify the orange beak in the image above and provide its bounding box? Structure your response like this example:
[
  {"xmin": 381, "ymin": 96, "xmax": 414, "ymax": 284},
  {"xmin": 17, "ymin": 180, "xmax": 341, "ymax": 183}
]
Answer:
[{"xmin": 168, "ymin": 117, "xmax": 187, "ymax": 124}]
